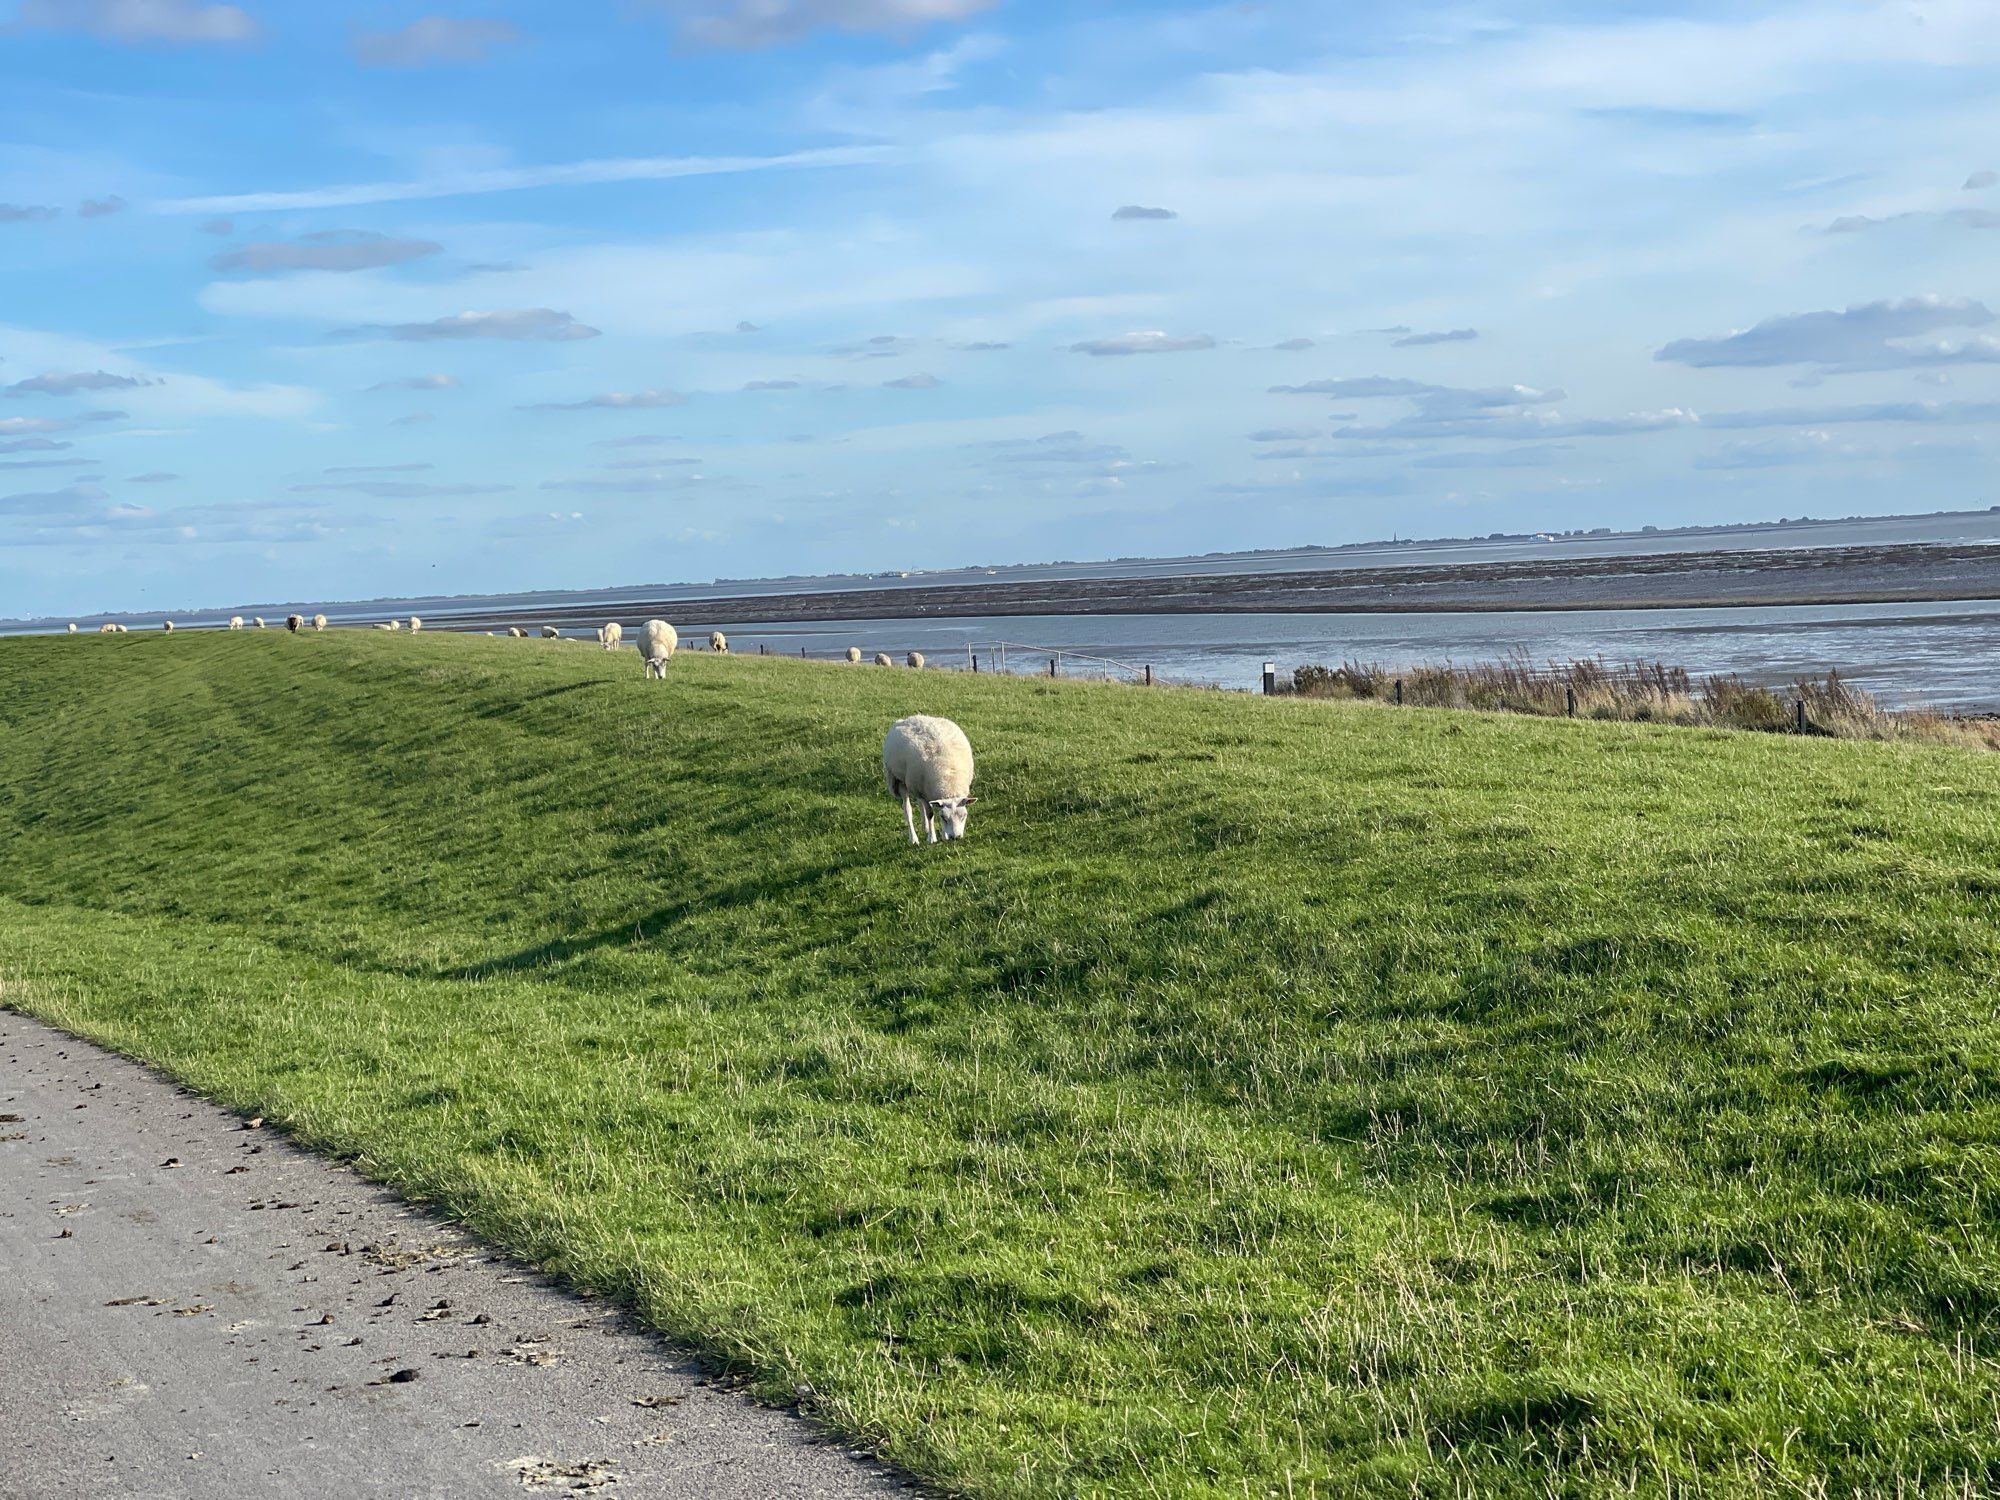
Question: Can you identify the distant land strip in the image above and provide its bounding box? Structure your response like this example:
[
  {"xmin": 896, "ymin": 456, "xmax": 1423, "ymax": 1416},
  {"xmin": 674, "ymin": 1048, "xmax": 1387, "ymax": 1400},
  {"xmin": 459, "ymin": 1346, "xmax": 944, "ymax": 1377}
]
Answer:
[{"xmin": 436, "ymin": 542, "xmax": 2000, "ymax": 630}]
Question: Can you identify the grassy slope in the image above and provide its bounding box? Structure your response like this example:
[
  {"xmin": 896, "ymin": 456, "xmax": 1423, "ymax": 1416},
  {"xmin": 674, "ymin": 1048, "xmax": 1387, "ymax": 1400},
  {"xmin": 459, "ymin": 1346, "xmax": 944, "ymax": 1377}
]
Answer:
[{"xmin": 1, "ymin": 630, "xmax": 1997, "ymax": 1497}]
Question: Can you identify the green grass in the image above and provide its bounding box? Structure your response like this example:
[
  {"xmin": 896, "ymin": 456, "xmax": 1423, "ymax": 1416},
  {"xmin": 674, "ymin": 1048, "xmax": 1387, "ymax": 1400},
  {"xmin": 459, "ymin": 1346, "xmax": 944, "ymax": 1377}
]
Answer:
[{"xmin": 2, "ymin": 629, "xmax": 1998, "ymax": 1498}]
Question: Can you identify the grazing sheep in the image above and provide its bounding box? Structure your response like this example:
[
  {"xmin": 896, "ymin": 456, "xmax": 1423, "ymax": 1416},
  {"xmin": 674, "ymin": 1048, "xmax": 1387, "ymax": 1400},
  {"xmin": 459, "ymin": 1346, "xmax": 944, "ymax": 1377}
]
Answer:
[
  {"xmin": 846, "ymin": 646, "xmax": 863, "ymax": 664},
  {"xmin": 641, "ymin": 619, "xmax": 677, "ymax": 662},
  {"xmin": 229, "ymin": 616, "xmax": 244, "ymax": 630},
  {"xmin": 882, "ymin": 714, "xmax": 977, "ymax": 845},
  {"xmin": 255, "ymin": 617, "xmax": 267, "ymax": 629},
  {"xmin": 602, "ymin": 621, "xmax": 623, "ymax": 651},
  {"xmin": 541, "ymin": 625, "xmax": 561, "ymax": 639},
  {"xmin": 286, "ymin": 614, "xmax": 304, "ymax": 633},
  {"xmin": 906, "ymin": 651, "xmax": 925, "ymax": 670},
  {"xmin": 708, "ymin": 631, "xmax": 728, "ymax": 654},
  {"xmin": 508, "ymin": 626, "xmax": 528, "ymax": 638},
  {"xmin": 67, "ymin": 623, "xmax": 76, "ymax": 633},
  {"xmin": 644, "ymin": 654, "xmax": 671, "ymax": 680},
  {"xmin": 873, "ymin": 652, "xmax": 892, "ymax": 667},
  {"xmin": 98, "ymin": 623, "xmax": 117, "ymax": 634},
  {"xmin": 408, "ymin": 616, "xmax": 422, "ymax": 633},
  {"xmin": 312, "ymin": 613, "xmax": 327, "ymax": 632},
  {"xmin": 162, "ymin": 620, "xmax": 175, "ymax": 632}
]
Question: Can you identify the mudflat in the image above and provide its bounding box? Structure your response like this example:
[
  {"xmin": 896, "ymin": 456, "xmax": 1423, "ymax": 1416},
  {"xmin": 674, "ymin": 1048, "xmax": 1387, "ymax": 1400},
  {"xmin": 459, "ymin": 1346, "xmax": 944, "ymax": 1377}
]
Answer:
[
  {"xmin": 0, "ymin": 1008, "xmax": 905, "ymax": 1500},
  {"xmin": 430, "ymin": 541, "xmax": 2000, "ymax": 633}
]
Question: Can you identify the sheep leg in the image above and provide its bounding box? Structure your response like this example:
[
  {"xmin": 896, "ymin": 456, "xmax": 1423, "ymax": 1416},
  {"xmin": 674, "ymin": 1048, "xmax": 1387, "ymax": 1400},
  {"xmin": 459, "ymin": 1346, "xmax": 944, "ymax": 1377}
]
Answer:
[
  {"xmin": 902, "ymin": 795, "xmax": 921, "ymax": 846},
  {"xmin": 924, "ymin": 804, "xmax": 938, "ymax": 844}
]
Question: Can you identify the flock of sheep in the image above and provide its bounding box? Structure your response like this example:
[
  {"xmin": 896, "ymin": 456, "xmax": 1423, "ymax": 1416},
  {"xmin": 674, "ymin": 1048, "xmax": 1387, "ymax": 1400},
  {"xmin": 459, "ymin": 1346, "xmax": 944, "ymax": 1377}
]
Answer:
[{"xmin": 73, "ymin": 610, "xmax": 976, "ymax": 845}]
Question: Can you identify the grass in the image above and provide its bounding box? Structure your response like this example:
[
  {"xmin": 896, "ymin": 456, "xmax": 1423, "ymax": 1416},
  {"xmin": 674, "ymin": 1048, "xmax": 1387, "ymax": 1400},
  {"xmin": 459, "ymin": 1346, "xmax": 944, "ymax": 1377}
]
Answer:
[
  {"xmin": 2, "ymin": 628, "xmax": 1999, "ymax": 1497},
  {"xmin": 1292, "ymin": 653, "xmax": 2000, "ymax": 749}
]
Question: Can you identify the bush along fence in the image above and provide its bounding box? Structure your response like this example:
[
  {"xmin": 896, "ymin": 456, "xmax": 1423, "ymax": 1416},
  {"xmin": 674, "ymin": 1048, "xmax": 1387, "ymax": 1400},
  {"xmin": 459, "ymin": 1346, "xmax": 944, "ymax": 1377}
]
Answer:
[{"xmin": 1280, "ymin": 651, "xmax": 2000, "ymax": 749}]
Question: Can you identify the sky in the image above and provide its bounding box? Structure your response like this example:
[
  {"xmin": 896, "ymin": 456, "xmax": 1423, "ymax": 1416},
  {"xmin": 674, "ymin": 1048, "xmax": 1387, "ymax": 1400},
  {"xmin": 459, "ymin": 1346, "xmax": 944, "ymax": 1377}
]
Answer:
[{"xmin": 2, "ymin": 0, "xmax": 1999, "ymax": 616}]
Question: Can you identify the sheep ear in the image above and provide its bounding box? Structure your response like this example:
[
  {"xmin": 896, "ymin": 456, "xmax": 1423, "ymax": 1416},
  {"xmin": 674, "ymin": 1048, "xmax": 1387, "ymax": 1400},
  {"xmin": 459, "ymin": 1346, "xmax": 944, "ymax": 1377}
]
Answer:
[{"xmin": 961, "ymin": 796, "xmax": 978, "ymax": 805}]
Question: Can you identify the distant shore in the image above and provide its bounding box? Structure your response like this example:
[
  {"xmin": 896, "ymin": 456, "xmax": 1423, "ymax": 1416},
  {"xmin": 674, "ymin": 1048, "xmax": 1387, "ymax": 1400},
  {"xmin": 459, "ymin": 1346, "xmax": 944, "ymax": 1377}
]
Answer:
[{"xmin": 431, "ymin": 541, "xmax": 2000, "ymax": 631}]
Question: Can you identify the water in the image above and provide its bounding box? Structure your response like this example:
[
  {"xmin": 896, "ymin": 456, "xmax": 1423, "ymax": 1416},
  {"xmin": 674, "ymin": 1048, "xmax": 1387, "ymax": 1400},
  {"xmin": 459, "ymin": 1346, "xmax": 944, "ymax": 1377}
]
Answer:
[{"xmin": 670, "ymin": 600, "xmax": 2000, "ymax": 711}]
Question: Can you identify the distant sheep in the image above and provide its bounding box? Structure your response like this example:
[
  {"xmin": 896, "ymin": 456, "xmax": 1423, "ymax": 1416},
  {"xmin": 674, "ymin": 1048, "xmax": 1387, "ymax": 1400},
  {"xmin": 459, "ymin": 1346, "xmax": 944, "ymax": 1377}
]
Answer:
[
  {"xmin": 312, "ymin": 613, "xmax": 327, "ymax": 632},
  {"xmin": 374, "ymin": 622, "xmax": 396, "ymax": 632},
  {"xmin": 708, "ymin": 631, "xmax": 728, "ymax": 654},
  {"xmin": 882, "ymin": 714, "xmax": 977, "ymax": 845},
  {"xmin": 408, "ymin": 616, "xmax": 422, "ymax": 632},
  {"xmin": 873, "ymin": 652, "xmax": 892, "ymax": 667},
  {"xmin": 67, "ymin": 623, "xmax": 76, "ymax": 633},
  {"xmin": 98, "ymin": 623, "xmax": 117, "ymax": 634},
  {"xmin": 846, "ymin": 646, "xmax": 863, "ymax": 664},
  {"xmin": 162, "ymin": 620, "xmax": 175, "ymax": 632},
  {"xmin": 229, "ymin": 616, "xmax": 244, "ymax": 630},
  {"xmin": 541, "ymin": 625, "xmax": 560, "ymax": 639},
  {"xmin": 906, "ymin": 651, "xmax": 925, "ymax": 670},
  {"xmin": 255, "ymin": 617, "xmax": 267, "ymax": 629},
  {"xmin": 602, "ymin": 622, "xmax": 623, "ymax": 652},
  {"xmin": 286, "ymin": 614, "xmax": 304, "ymax": 633},
  {"xmin": 508, "ymin": 626, "xmax": 528, "ymax": 638},
  {"xmin": 641, "ymin": 619, "xmax": 677, "ymax": 663}
]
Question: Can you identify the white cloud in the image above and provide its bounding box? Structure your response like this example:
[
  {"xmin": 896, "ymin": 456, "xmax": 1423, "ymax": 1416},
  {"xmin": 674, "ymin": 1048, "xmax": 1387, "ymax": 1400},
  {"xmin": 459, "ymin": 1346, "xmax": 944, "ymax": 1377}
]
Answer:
[
  {"xmin": 660, "ymin": 0, "xmax": 997, "ymax": 49},
  {"xmin": 524, "ymin": 389, "xmax": 687, "ymax": 410},
  {"xmin": 1070, "ymin": 331, "xmax": 1216, "ymax": 356},
  {"xmin": 212, "ymin": 232, "xmax": 443, "ymax": 275},
  {"xmin": 1656, "ymin": 296, "xmax": 1996, "ymax": 371},
  {"xmin": 353, "ymin": 16, "xmax": 521, "ymax": 67},
  {"xmin": 340, "ymin": 309, "xmax": 600, "ymax": 342},
  {"xmin": 15, "ymin": 0, "xmax": 258, "ymax": 45}
]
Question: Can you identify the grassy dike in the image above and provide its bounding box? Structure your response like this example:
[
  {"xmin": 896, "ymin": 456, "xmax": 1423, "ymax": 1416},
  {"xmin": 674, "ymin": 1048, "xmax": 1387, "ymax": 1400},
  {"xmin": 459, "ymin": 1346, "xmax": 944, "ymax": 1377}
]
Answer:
[{"xmin": 1, "ymin": 628, "xmax": 1997, "ymax": 1497}]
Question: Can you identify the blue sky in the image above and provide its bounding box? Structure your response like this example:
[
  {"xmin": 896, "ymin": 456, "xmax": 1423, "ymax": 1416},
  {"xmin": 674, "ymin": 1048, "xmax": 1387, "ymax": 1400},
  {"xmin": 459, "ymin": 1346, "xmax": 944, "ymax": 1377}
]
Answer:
[{"xmin": 2, "ymin": 0, "xmax": 1998, "ymax": 616}]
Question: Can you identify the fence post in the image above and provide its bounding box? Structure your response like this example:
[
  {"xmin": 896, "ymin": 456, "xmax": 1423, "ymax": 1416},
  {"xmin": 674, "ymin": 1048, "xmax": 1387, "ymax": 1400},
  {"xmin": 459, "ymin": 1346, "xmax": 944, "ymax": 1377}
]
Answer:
[
  {"xmin": 759, "ymin": 643, "xmax": 767, "ymax": 656},
  {"xmin": 800, "ymin": 647, "xmax": 807, "ymax": 658},
  {"xmin": 1144, "ymin": 664, "xmax": 1153, "ymax": 687},
  {"xmin": 1795, "ymin": 698, "xmax": 1806, "ymax": 734},
  {"xmin": 1394, "ymin": 678, "xmax": 1404, "ymax": 706},
  {"xmin": 1048, "ymin": 657, "xmax": 1057, "ymax": 678},
  {"xmin": 1262, "ymin": 661, "xmax": 1276, "ymax": 696},
  {"xmin": 1566, "ymin": 685, "xmax": 1576, "ymax": 718},
  {"xmin": 971, "ymin": 653, "xmax": 979, "ymax": 673}
]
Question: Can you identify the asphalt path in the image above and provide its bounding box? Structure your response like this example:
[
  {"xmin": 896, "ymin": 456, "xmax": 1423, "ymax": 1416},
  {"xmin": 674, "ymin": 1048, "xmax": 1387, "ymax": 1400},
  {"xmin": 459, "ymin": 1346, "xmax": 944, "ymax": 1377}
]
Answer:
[{"xmin": 0, "ymin": 1007, "xmax": 909, "ymax": 1499}]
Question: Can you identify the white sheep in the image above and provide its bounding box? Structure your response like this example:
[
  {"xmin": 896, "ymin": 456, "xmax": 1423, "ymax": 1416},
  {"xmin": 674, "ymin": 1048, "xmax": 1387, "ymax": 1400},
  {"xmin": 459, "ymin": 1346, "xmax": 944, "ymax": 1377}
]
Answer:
[
  {"xmin": 873, "ymin": 652, "xmax": 893, "ymax": 667},
  {"xmin": 374, "ymin": 622, "xmax": 396, "ymax": 631},
  {"xmin": 67, "ymin": 623, "xmax": 76, "ymax": 633},
  {"xmin": 883, "ymin": 715, "xmax": 977, "ymax": 845},
  {"xmin": 312, "ymin": 613, "xmax": 327, "ymax": 632},
  {"xmin": 229, "ymin": 616, "xmax": 244, "ymax": 630},
  {"xmin": 541, "ymin": 625, "xmax": 560, "ymax": 639},
  {"xmin": 408, "ymin": 616, "xmax": 422, "ymax": 633},
  {"xmin": 163, "ymin": 620, "xmax": 175, "ymax": 632},
  {"xmin": 255, "ymin": 616, "xmax": 267, "ymax": 629},
  {"xmin": 709, "ymin": 631, "xmax": 728, "ymax": 654},
  {"xmin": 602, "ymin": 622, "xmax": 624, "ymax": 652},
  {"xmin": 98, "ymin": 623, "xmax": 117, "ymax": 634},
  {"xmin": 508, "ymin": 626, "xmax": 528, "ymax": 638},
  {"xmin": 286, "ymin": 614, "xmax": 304, "ymax": 633},
  {"xmin": 846, "ymin": 646, "xmax": 863, "ymax": 664},
  {"xmin": 644, "ymin": 654, "xmax": 671, "ymax": 680},
  {"xmin": 641, "ymin": 619, "xmax": 677, "ymax": 662},
  {"xmin": 906, "ymin": 651, "xmax": 925, "ymax": 670}
]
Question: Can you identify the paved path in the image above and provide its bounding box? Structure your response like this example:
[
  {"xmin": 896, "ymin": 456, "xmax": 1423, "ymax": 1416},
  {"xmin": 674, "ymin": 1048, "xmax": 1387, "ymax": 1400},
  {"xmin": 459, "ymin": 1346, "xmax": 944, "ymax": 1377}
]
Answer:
[{"xmin": 0, "ymin": 1007, "xmax": 908, "ymax": 1499}]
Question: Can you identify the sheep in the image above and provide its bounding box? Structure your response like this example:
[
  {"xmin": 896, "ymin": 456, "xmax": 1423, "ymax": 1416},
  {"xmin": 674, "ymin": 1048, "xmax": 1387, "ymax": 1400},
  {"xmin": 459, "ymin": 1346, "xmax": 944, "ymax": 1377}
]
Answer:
[
  {"xmin": 873, "ymin": 652, "xmax": 892, "ymax": 667},
  {"xmin": 286, "ymin": 614, "xmax": 304, "ymax": 633},
  {"xmin": 408, "ymin": 616, "xmax": 422, "ymax": 633},
  {"xmin": 162, "ymin": 620, "xmax": 175, "ymax": 632},
  {"xmin": 846, "ymin": 646, "xmax": 863, "ymax": 664},
  {"xmin": 641, "ymin": 619, "xmax": 677, "ymax": 662},
  {"xmin": 602, "ymin": 621, "xmax": 623, "ymax": 652},
  {"xmin": 708, "ymin": 631, "xmax": 728, "ymax": 654},
  {"xmin": 67, "ymin": 623, "xmax": 76, "ymax": 633},
  {"xmin": 644, "ymin": 654, "xmax": 671, "ymax": 680},
  {"xmin": 541, "ymin": 625, "xmax": 561, "ymax": 639},
  {"xmin": 374, "ymin": 622, "xmax": 396, "ymax": 632},
  {"xmin": 883, "ymin": 715, "xmax": 976, "ymax": 845},
  {"xmin": 906, "ymin": 651, "xmax": 925, "ymax": 670},
  {"xmin": 255, "ymin": 617, "xmax": 267, "ymax": 629},
  {"xmin": 229, "ymin": 616, "xmax": 244, "ymax": 630},
  {"xmin": 98, "ymin": 623, "xmax": 117, "ymax": 634},
  {"xmin": 312, "ymin": 613, "xmax": 327, "ymax": 632},
  {"xmin": 508, "ymin": 626, "xmax": 528, "ymax": 638}
]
